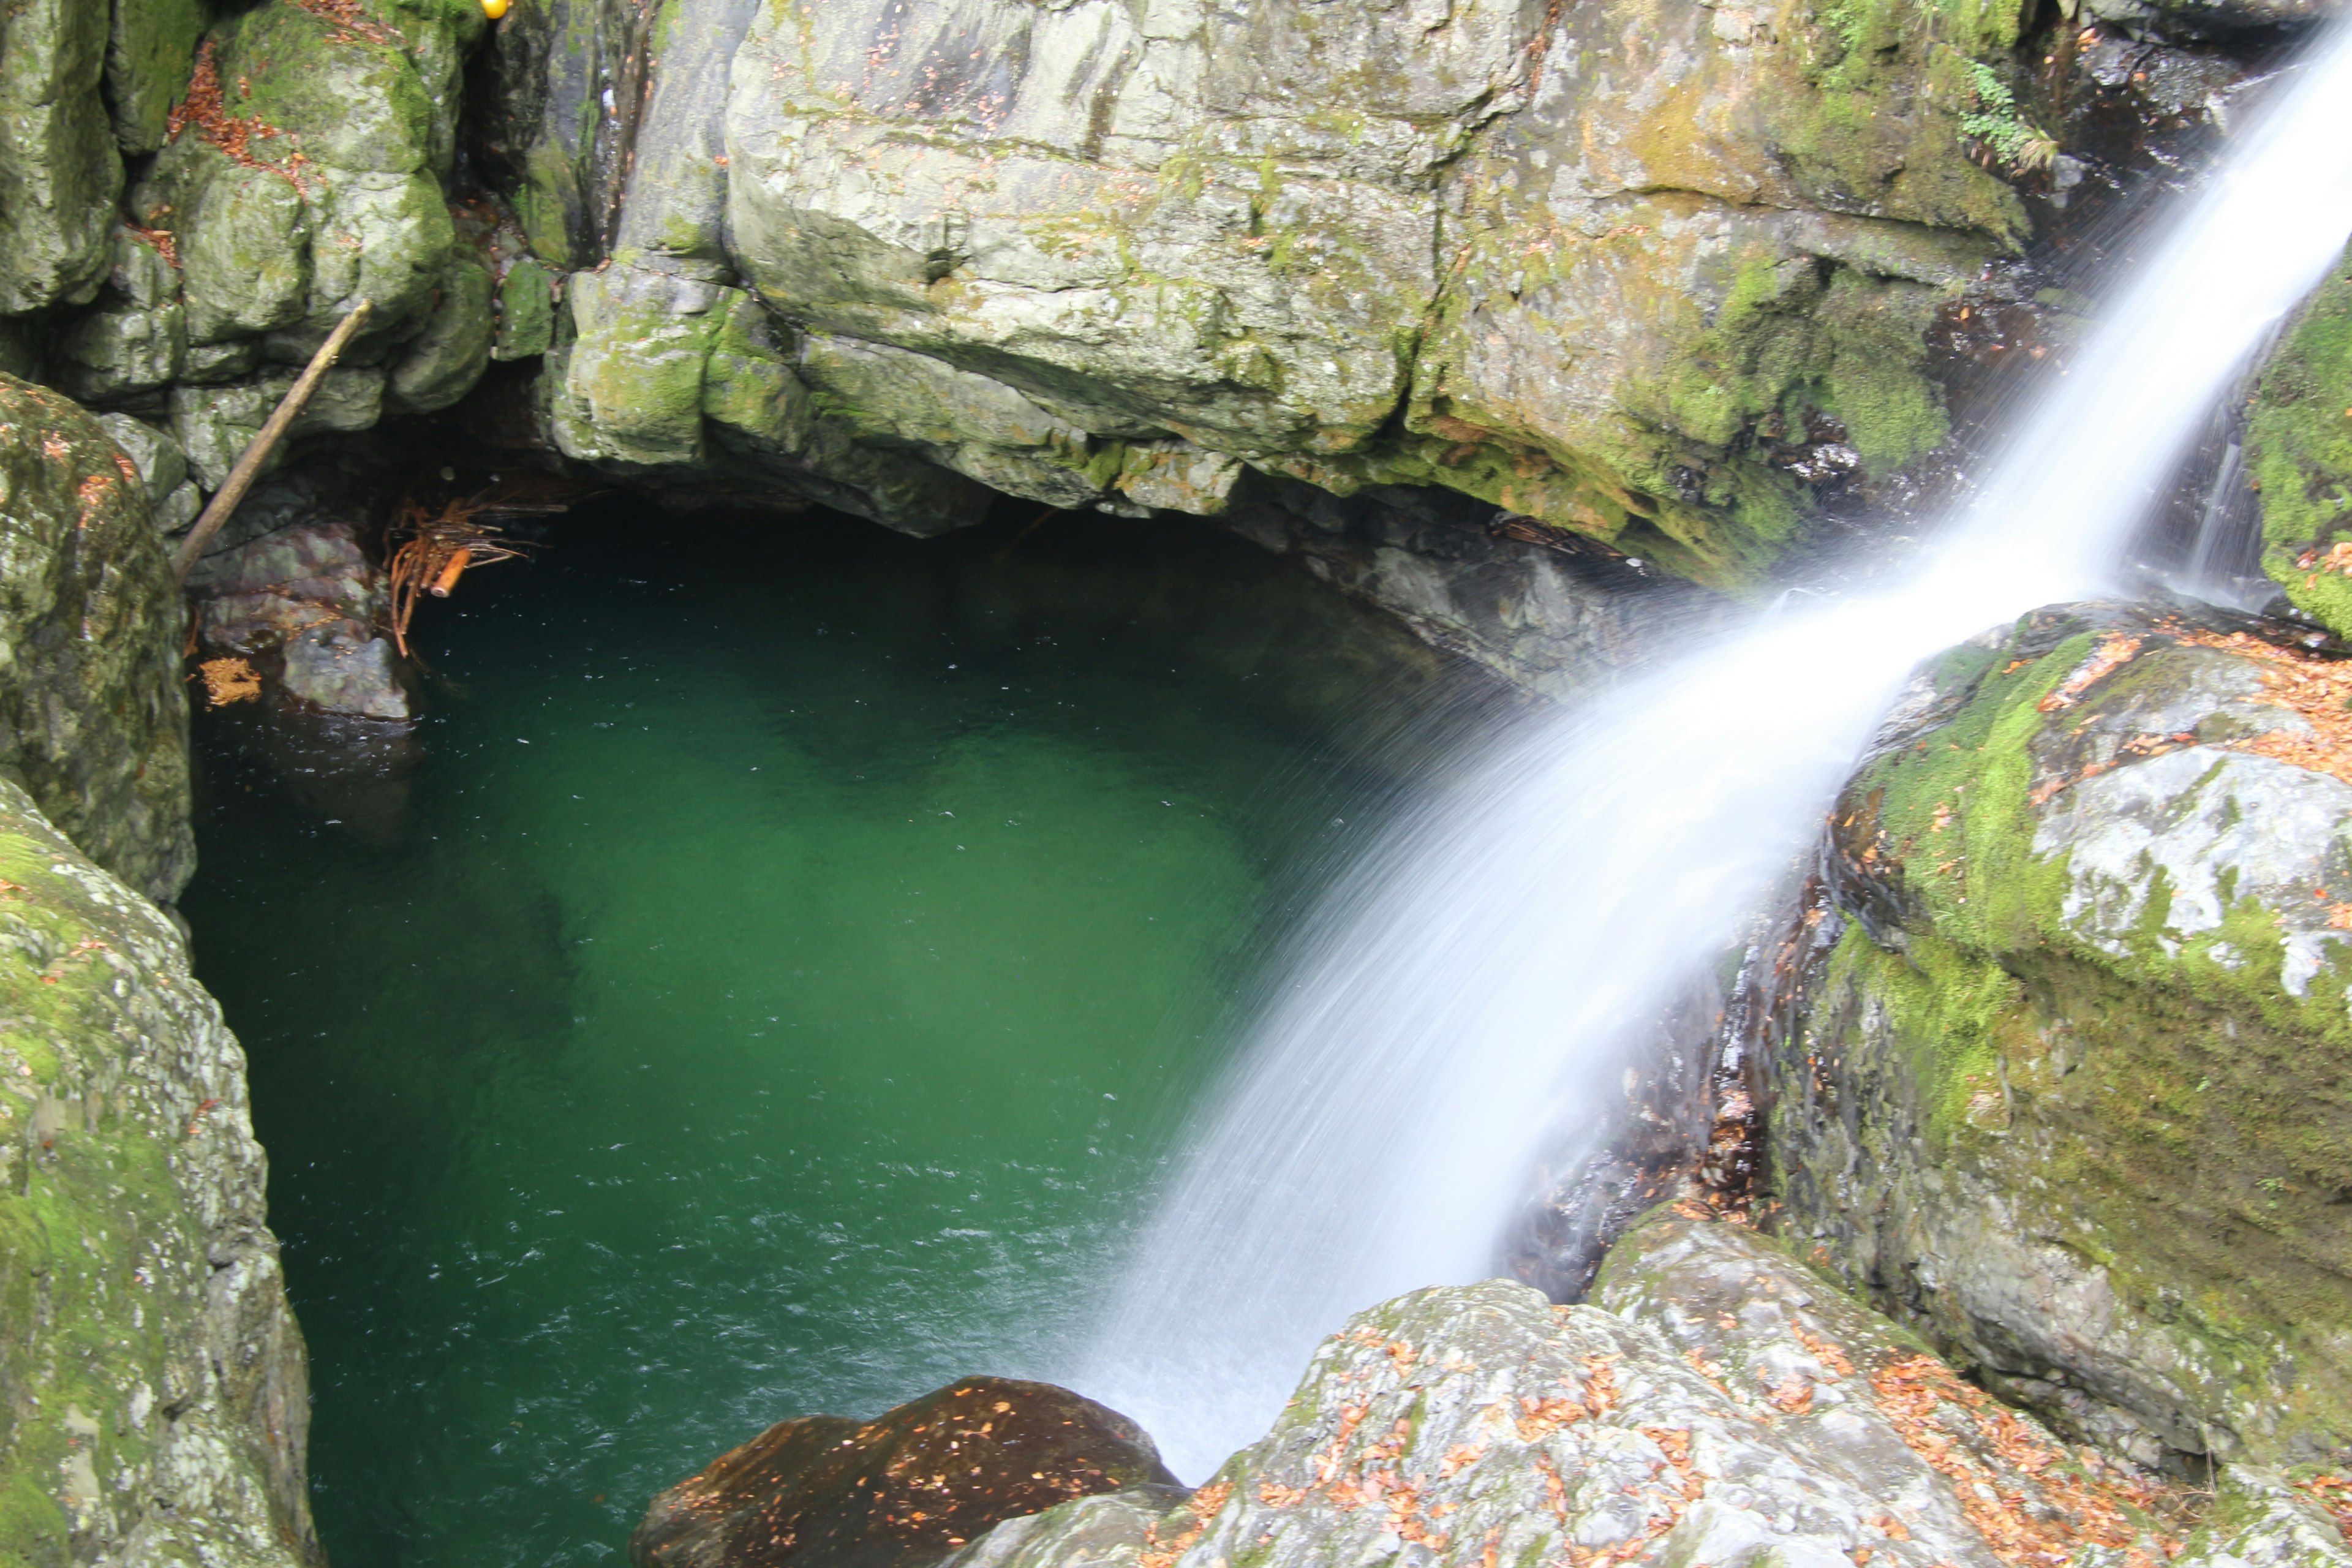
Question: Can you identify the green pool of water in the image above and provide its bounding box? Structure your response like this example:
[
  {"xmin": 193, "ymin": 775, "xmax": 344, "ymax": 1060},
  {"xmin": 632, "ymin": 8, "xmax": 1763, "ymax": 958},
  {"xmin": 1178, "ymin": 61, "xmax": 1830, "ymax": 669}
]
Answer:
[{"xmin": 181, "ymin": 506, "xmax": 1486, "ymax": 1568}]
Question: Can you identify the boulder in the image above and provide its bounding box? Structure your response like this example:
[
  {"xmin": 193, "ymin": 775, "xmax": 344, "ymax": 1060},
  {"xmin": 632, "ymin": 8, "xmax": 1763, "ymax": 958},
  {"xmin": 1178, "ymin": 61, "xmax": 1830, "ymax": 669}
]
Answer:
[
  {"xmin": 2249, "ymin": 243, "xmax": 2352, "ymax": 634},
  {"xmin": 1768, "ymin": 601, "xmax": 2352, "ymax": 1469},
  {"xmin": 0, "ymin": 0, "xmax": 121, "ymax": 314},
  {"xmin": 0, "ymin": 772, "xmax": 319, "ymax": 1568},
  {"xmin": 186, "ymin": 511, "xmax": 411, "ymax": 720},
  {"xmin": 936, "ymin": 1220, "xmax": 2348, "ymax": 1568},
  {"xmin": 633, "ymin": 1377, "xmax": 1182, "ymax": 1568},
  {"xmin": 0, "ymin": 374, "xmax": 193, "ymax": 903}
]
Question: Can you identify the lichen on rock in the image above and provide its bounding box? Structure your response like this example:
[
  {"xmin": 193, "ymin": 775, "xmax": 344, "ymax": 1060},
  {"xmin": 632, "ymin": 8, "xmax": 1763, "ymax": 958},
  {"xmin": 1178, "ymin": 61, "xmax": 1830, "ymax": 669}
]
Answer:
[
  {"xmin": 1769, "ymin": 601, "xmax": 2352, "ymax": 1471},
  {"xmin": 2249, "ymin": 242, "xmax": 2352, "ymax": 633},
  {"xmin": 0, "ymin": 772, "xmax": 319, "ymax": 1568},
  {"xmin": 908, "ymin": 1218, "xmax": 2340, "ymax": 1568},
  {"xmin": 0, "ymin": 374, "xmax": 192, "ymax": 905}
]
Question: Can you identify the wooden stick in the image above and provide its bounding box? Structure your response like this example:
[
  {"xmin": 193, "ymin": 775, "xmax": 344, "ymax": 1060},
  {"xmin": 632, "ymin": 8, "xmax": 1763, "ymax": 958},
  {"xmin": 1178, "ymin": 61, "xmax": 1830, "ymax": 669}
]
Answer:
[
  {"xmin": 429, "ymin": 550, "xmax": 469, "ymax": 597},
  {"xmin": 170, "ymin": 300, "xmax": 374, "ymax": 583}
]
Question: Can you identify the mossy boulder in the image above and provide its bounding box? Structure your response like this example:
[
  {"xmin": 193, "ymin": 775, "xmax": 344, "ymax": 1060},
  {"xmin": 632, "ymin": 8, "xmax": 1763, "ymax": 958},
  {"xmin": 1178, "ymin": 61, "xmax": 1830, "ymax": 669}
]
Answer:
[
  {"xmin": 0, "ymin": 375, "xmax": 193, "ymax": 905},
  {"xmin": 0, "ymin": 772, "xmax": 318, "ymax": 1568},
  {"xmin": 389, "ymin": 249, "xmax": 496, "ymax": 413},
  {"xmin": 2249, "ymin": 244, "xmax": 2352, "ymax": 634},
  {"xmin": 50, "ymin": 231, "xmax": 188, "ymax": 405},
  {"xmin": 1770, "ymin": 601, "xmax": 2352, "ymax": 1470},
  {"xmin": 0, "ymin": 0, "xmax": 123, "ymax": 315}
]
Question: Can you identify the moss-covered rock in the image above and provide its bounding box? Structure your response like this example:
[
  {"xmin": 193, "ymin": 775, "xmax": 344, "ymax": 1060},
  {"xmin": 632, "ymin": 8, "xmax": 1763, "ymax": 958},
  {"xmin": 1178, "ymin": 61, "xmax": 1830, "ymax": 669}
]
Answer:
[
  {"xmin": 1770, "ymin": 602, "xmax": 2352, "ymax": 1469},
  {"xmin": 472, "ymin": 0, "xmax": 648, "ymax": 268},
  {"xmin": 0, "ymin": 375, "xmax": 192, "ymax": 905},
  {"xmin": 168, "ymin": 367, "xmax": 385, "ymax": 490},
  {"xmin": 50, "ymin": 232, "xmax": 189, "ymax": 406},
  {"xmin": 105, "ymin": 0, "xmax": 212, "ymax": 156},
  {"xmin": 2249, "ymin": 244, "xmax": 2352, "ymax": 634},
  {"xmin": 390, "ymin": 249, "xmax": 496, "ymax": 412},
  {"xmin": 688, "ymin": 0, "xmax": 2024, "ymax": 584},
  {"xmin": 492, "ymin": 257, "xmax": 558, "ymax": 361},
  {"xmin": 0, "ymin": 0, "xmax": 123, "ymax": 315},
  {"xmin": 0, "ymin": 772, "xmax": 318, "ymax": 1568}
]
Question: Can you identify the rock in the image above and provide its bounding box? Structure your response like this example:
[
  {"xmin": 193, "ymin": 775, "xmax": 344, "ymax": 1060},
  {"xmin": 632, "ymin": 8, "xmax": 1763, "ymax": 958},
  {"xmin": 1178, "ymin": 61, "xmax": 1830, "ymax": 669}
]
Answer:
[
  {"xmin": 51, "ymin": 226, "xmax": 189, "ymax": 404},
  {"xmin": 951, "ymin": 1235, "xmax": 2169, "ymax": 1568},
  {"xmin": 1222, "ymin": 478, "xmax": 1718, "ymax": 701},
  {"xmin": 0, "ymin": 773, "xmax": 320, "ymax": 1568},
  {"xmin": 1770, "ymin": 601, "xmax": 2352, "ymax": 1469},
  {"xmin": 472, "ymin": 0, "xmax": 651, "ymax": 267},
  {"xmin": 94, "ymin": 410, "xmax": 192, "ymax": 510},
  {"xmin": 939, "ymin": 1220, "xmax": 2346, "ymax": 1568},
  {"xmin": 1595, "ymin": 1215, "xmax": 2188, "ymax": 1561},
  {"xmin": 632, "ymin": 1377, "xmax": 1182, "ymax": 1568},
  {"xmin": 170, "ymin": 368, "xmax": 387, "ymax": 489},
  {"xmin": 494, "ymin": 257, "xmax": 559, "ymax": 360},
  {"xmin": 390, "ymin": 249, "xmax": 497, "ymax": 413},
  {"xmin": 105, "ymin": 0, "xmax": 210, "ymax": 154},
  {"xmin": 469, "ymin": 0, "xmax": 2048, "ymax": 583},
  {"xmin": 0, "ymin": 374, "xmax": 193, "ymax": 903},
  {"xmin": 185, "ymin": 510, "xmax": 409, "ymax": 719},
  {"xmin": 2248, "ymin": 243, "xmax": 2352, "ymax": 634},
  {"xmin": 0, "ymin": 0, "xmax": 121, "ymax": 314},
  {"xmin": 91, "ymin": 408, "xmax": 205, "ymax": 535},
  {"xmin": 279, "ymin": 622, "xmax": 410, "ymax": 720}
]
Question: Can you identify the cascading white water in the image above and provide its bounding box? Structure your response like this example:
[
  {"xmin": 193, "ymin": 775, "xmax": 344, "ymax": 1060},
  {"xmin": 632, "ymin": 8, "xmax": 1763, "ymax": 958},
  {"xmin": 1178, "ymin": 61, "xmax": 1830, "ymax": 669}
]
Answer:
[{"xmin": 1065, "ymin": 20, "xmax": 2352, "ymax": 1483}]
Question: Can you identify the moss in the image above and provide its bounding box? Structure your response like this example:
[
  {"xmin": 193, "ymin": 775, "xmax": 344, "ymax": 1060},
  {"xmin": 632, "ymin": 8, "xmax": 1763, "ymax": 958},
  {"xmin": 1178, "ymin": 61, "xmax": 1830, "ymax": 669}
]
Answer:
[
  {"xmin": 2249, "ymin": 245, "xmax": 2352, "ymax": 635},
  {"xmin": 1794, "ymin": 612, "xmax": 2352, "ymax": 1458}
]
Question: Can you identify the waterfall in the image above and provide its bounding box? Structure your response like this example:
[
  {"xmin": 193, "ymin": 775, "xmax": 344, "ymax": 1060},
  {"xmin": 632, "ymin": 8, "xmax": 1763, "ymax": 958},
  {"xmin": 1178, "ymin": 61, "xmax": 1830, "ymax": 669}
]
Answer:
[{"xmin": 1065, "ymin": 21, "xmax": 2352, "ymax": 1483}]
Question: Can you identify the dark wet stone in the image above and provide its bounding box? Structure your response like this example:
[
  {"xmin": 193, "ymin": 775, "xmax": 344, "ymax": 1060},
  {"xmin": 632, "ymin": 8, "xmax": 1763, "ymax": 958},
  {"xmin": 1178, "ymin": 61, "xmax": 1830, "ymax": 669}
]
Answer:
[{"xmin": 630, "ymin": 1378, "xmax": 1183, "ymax": 1568}]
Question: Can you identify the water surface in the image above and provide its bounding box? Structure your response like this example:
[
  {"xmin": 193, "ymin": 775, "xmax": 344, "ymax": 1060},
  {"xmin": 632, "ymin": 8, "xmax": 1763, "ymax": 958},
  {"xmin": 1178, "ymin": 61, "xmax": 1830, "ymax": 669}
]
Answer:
[{"xmin": 183, "ymin": 506, "xmax": 1488, "ymax": 1568}]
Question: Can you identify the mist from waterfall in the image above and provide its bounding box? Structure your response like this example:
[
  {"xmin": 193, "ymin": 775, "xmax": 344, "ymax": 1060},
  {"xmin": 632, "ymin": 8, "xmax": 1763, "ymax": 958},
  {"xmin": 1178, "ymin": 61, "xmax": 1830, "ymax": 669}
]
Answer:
[{"xmin": 1065, "ymin": 18, "xmax": 2352, "ymax": 1483}]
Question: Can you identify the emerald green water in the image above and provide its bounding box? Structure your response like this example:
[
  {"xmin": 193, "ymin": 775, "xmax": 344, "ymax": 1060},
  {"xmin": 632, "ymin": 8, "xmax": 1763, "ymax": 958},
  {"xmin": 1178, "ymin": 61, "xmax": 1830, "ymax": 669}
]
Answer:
[{"xmin": 180, "ymin": 508, "xmax": 1487, "ymax": 1568}]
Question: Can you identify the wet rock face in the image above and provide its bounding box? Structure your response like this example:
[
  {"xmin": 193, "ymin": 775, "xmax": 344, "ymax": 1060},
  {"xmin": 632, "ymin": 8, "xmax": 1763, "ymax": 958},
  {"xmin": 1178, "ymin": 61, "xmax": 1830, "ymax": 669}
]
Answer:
[
  {"xmin": 1221, "ymin": 477, "xmax": 1719, "ymax": 701},
  {"xmin": 187, "ymin": 499, "xmax": 413, "ymax": 722},
  {"xmin": 633, "ymin": 1378, "xmax": 1183, "ymax": 1568},
  {"xmin": 934, "ymin": 1219, "xmax": 2345, "ymax": 1568},
  {"xmin": 2249, "ymin": 242, "xmax": 2352, "ymax": 633},
  {"xmin": 1771, "ymin": 602, "xmax": 2352, "ymax": 1470},
  {"xmin": 0, "ymin": 373, "xmax": 192, "ymax": 903},
  {"xmin": 505, "ymin": 0, "xmax": 2040, "ymax": 583},
  {"xmin": 0, "ymin": 774, "xmax": 319, "ymax": 1568}
]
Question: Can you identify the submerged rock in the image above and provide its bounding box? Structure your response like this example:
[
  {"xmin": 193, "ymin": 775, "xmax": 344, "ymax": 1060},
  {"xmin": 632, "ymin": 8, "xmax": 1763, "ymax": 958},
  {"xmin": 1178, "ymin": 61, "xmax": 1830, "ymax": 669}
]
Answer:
[
  {"xmin": 0, "ymin": 773, "xmax": 319, "ymax": 1568},
  {"xmin": 185, "ymin": 494, "xmax": 412, "ymax": 723},
  {"xmin": 633, "ymin": 1377, "xmax": 1182, "ymax": 1568},
  {"xmin": 1770, "ymin": 601, "xmax": 2352, "ymax": 1469}
]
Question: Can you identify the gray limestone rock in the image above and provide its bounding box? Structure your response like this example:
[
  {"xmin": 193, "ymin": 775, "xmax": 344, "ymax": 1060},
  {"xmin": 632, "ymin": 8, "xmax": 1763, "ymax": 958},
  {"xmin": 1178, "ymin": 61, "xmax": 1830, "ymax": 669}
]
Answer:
[
  {"xmin": 944, "ymin": 1233, "xmax": 2177, "ymax": 1568},
  {"xmin": 94, "ymin": 412, "xmax": 192, "ymax": 510},
  {"xmin": 1773, "ymin": 603, "xmax": 2352, "ymax": 1471},
  {"xmin": 0, "ymin": 374, "xmax": 193, "ymax": 903},
  {"xmin": 0, "ymin": 774, "xmax": 320, "ymax": 1568},
  {"xmin": 0, "ymin": 0, "xmax": 121, "ymax": 315},
  {"xmin": 280, "ymin": 622, "xmax": 410, "ymax": 720},
  {"xmin": 391, "ymin": 250, "xmax": 498, "ymax": 413},
  {"xmin": 937, "ymin": 1221, "xmax": 2345, "ymax": 1568},
  {"xmin": 170, "ymin": 368, "xmax": 386, "ymax": 490}
]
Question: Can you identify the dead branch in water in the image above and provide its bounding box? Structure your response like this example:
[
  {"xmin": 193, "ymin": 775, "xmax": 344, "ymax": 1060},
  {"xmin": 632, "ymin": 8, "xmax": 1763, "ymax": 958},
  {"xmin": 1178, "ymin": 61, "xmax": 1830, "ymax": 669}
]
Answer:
[{"xmin": 385, "ymin": 490, "xmax": 537, "ymax": 657}]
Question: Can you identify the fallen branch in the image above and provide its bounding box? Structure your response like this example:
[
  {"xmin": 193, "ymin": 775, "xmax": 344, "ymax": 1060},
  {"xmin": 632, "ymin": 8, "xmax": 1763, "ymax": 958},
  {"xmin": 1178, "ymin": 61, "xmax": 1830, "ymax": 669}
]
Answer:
[{"xmin": 171, "ymin": 300, "xmax": 373, "ymax": 583}]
